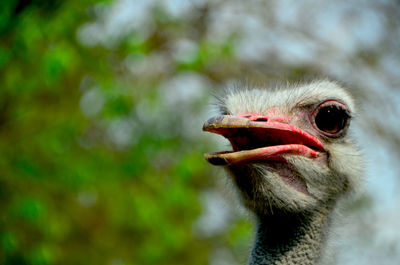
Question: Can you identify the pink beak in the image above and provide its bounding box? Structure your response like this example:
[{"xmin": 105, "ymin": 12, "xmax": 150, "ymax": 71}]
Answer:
[{"xmin": 203, "ymin": 114, "xmax": 325, "ymax": 166}]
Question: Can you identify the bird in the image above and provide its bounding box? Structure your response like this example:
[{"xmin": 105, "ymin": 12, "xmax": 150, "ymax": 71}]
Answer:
[{"xmin": 203, "ymin": 80, "xmax": 363, "ymax": 265}]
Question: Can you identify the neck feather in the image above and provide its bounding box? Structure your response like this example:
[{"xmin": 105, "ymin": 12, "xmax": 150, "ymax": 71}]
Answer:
[{"xmin": 248, "ymin": 208, "xmax": 332, "ymax": 265}]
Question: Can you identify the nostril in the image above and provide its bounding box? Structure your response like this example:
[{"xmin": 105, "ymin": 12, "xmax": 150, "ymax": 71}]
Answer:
[{"xmin": 238, "ymin": 114, "xmax": 269, "ymax": 121}]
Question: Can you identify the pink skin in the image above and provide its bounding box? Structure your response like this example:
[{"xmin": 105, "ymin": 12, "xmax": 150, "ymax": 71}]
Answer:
[
  {"xmin": 237, "ymin": 110, "xmax": 290, "ymax": 123},
  {"xmin": 231, "ymin": 121, "xmax": 324, "ymax": 151},
  {"xmin": 204, "ymin": 113, "xmax": 324, "ymax": 163}
]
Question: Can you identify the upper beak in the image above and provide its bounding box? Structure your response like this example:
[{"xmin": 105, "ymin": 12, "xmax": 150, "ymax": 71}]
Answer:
[{"xmin": 203, "ymin": 114, "xmax": 325, "ymax": 166}]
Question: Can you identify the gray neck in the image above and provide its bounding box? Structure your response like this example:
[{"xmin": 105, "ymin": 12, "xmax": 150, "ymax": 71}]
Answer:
[{"xmin": 248, "ymin": 209, "xmax": 332, "ymax": 265}]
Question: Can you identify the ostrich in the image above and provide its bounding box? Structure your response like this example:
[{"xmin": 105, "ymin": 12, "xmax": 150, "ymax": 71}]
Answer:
[{"xmin": 203, "ymin": 80, "xmax": 363, "ymax": 265}]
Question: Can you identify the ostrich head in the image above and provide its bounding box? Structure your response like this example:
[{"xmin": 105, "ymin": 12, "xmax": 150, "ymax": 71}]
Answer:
[{"xmin": 204, "ymin": 81, "xmax": 363, "ymax": 217}]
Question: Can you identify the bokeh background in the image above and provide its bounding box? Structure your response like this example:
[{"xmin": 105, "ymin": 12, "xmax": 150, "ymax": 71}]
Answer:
[{"xmin": 1, "ymin": 0, "xmax": 400, "ymax": 264}]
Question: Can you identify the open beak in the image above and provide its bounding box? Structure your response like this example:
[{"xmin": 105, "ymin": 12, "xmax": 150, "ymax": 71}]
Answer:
[{"xmin": 203, "ymin": 114, "xmax": 325, "ymax": 166}]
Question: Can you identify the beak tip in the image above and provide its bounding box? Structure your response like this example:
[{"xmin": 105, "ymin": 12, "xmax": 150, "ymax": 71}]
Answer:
[
  {"xmin": 202, "ymin": 123, "xmax": 212, "ymax": 132},
  {"xmin": 204, "ymin": 153, "xmax": 229, "ymax": 166},
  {"xmin": 203, "ymin": 116, "xmax": 224, "ymax": 131}
]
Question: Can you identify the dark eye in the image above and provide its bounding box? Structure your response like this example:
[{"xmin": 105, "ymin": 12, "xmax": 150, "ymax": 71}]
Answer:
[{"xmin": 313, "ymin": 102, "xmax": 350, "ymax": 136}]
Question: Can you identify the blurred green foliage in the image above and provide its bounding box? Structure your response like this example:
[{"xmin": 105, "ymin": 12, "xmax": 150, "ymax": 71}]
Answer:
[{"xmin": 0, "ymin": 1, "xmax": 252, "ymax": 264}]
